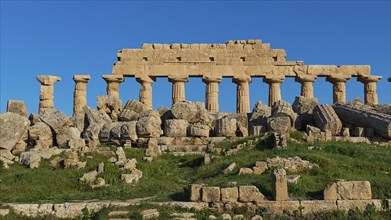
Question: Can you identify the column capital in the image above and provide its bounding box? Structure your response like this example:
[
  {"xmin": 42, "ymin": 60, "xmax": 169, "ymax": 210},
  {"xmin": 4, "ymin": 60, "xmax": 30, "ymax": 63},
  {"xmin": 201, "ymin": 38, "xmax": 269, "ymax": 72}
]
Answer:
[
  {"xmin": 295, "ymin": 75, "xmax": 317, "ymax": 83},
  {"xmin": 326, "ymin": 75, "xmax": 350, "ymax": 83},
  {"xmin": 36, "ymin": 75, "xmax": 61, "ymax": 85},
  {"xmin": 168, "ymin": 75, "xmax": 188, "ymax": 83},
  {"xmin": 102, "ymin": 74, "xmax": 124, "ymax": 83},
  {"xmin": 202, "ymin": 76, "xmax": 222, "ymax": 84},
  {"xmin": 263, "ymin": 75, "xmax": 285, "ymax": 84},
  {"xmin": 232, "ymin": 75, "xmax": 251, "ymax": 84},
  {"xmin": 357, "ymin": 75, "xmax": 382, "ymax": 83},
  {"xmin": 73, "ymin": 75, "xmax": 91, "ymax": 83},
  {"xmin": 136, "ymin": 76, "xmax": 155, "ymax": 84}
]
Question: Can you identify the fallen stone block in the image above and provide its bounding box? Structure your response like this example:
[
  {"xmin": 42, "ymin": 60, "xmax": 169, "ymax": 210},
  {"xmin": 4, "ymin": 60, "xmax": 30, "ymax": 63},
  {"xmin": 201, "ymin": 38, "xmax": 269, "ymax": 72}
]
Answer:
[
  {"xmin": 19, "ymin": 151, "xmax": 41, "ymax": 168},
  {"xmin": 221, "ymin": 187, "xmax": 239, "ymax": 202},
  {"xmin": 202, "ymin": 186, "xmax": 221, "ymax": 202},
  {"xmin": 7, "ymin": 100, "xmax": 28, "ymax": 117},
  {"xmin": 239, "ymin": 186, "xmax": 266, "ymax": 202},
  {"xmin": 0, "ymin": 112, "xmax": 30, "ymax": 151},
  {"xmin": 313, "ymin": 104, "xmax": 342, "ymax": 135}
]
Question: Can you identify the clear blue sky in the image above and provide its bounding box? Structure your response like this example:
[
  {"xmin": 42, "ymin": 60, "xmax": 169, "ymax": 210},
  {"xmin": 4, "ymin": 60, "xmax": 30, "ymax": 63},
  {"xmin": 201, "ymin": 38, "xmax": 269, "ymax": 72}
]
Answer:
[{"xmin": 1, "ymin": 1, "xmax": 390, "ymax": 116}]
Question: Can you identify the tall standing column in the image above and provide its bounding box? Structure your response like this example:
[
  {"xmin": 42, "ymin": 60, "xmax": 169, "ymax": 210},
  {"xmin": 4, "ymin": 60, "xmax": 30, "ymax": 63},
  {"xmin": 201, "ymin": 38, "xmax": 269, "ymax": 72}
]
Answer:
[
  {"xmin": 263, "ymin": 76, "xmax": 285, "ymax": 106},
  {"xmin": 326, "ymin": 76, "xmax": 349, "ymax": 104},
  {"xmin": 202, "ymin": 76, "xmax": 222, "ymax": 112},
  {"xmin": 357, "ymin": 75, "xmax": 382, "ymax": 104},
  {"xmin": 233, "ymin": 76, "xmax": 251, "ymax": 113},
  {"xmin": 295, "ymin": 75, "xmax": 317, "ymax": 98},
  {"xmin": 36, "ymin": 75, "xmax": 61, "ymax": 114},
  {"xmin": 73, "ymin": 75, "xmax": 91, "ymax": 115},
  {"xmin": 102, "ymin": 75, "xmax": 124, "ymax": 99},
  {"xmin": 136, "ymin": 77, "xmax": 155, "ymax": 110},
  {"xmin": 168, "ymin": 76, "xmax": 188, "ymax": 106}
]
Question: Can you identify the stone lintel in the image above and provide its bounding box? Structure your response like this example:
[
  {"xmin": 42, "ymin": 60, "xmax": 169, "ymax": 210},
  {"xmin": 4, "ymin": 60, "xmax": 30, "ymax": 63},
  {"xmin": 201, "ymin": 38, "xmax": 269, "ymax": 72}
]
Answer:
[
  {"xmin": 337, "ymin": 65, "xmax": 371, "ymax": 76},
  {"xmin": 357, "ymin": 75, "xmax": 382, "ymax": 83},
  {"xmin": 102, "ymin": 74, "xmax": 124, "ymax": 83},
  {"xmin": 202, "ymin": 76, "xmax": 222, "ymax": 84},
  {"xmin": 73, "ymin": 75, "xmax": 91, "ymax": 83},
  {"xmin": 36, "ymin": 75, "xmax": 61, "ymax": 85},
  {"xmin": 168, "ymin": 75, "xmax": 189, "ymax": 83},
  {"xmin": 295, "ymin": 75, "xmax": 317, "ymax": 83}
]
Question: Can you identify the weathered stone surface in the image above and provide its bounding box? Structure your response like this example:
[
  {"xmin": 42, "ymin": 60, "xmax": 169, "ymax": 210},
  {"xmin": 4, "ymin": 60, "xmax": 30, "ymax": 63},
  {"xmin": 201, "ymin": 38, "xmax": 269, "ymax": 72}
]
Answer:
[
  {"xmin": 256, "ymin": 201, "xmax": 299, "ymax": 215},
  {"xmin": 292, "ymin": 96, "xmax": 318, "ymax": 130},
  {"xmin": 273, "ymin": 132, "xmax": 288, "ymax": 149},
  {"xmin": 313, "ymin": 104, "xmax": 342, "ymax": 135},
  {"xmin": 116, "ymin": 147, "xmax": 127, "ymax": 162},
  {"xmin": 79, "ymin": 170, "xmax": 98, "ymax": 183},
  {"xmin": 97, "ymin": 95, "xmax": 122, "ymax": 115},
  {"xmin": 145, "ymin": 138, "xmax": 161, "ymax": 158},
  {"xmin": 56, "ymin": 127, "xmax": 81, "ymax": 148},
  {"xmin": 215, "ymin": 117, "xmax": 237, "ymax": 137},
  {"xmin": 337, "ymin": 199, "xmax": 382, "ymax": 212},
  {"xmin": 121, "ymin": 121, "xmax": 138, "ymax": 142},
  {"xmin": 118, "ymin": 108, "xmax": 139, "ymax": 121},
  {"xmin": 165, "ymin": 119, "xmax": 189, "ymax": 137},
  {"xmin": 266, "ymin": 156, "xmax": 318, "ymax": 173},
  {"xmin": 188, "ymin": 123, "xmax": 210, "ymax": 137},
  {"xmin": 19, "ymin": 151, "xmax": 41, "ymax": 168},
  {"xmin": 324, "ymin": 180, "xmax": 372, "ymax": 200},
  {"xmin": 121, "ymin": 169, "xmax": 142, "ymax": 184},
  {"xmin": 238, "ymin": 167, "xmax": 253, "ymax": 175},
  {"xmin": 0, "ymin": 112, "xmax": 30, "ymax": 151},
  {"xmin": 189, "ymin": 184, "xmax": 203, "ymax": 202},
  {"xmin": 225, "ymin": 113, "xmax": 248, "ymax": 137},
  {"xmin": 29, "ymin": 122, "xmax": 53, "ymax": 142},
  {"xmin": 7, "ymin": 100, "xmax": 28, "ymax": 117},
  {"xmin": 136, "ymin": 111, "xmax": 162, "ymax": 138},
  {"xmin": 300, "ymin": 200, "xmax": 337, "ymax": 215},
  {"xmin": 249, "ymin": 101, "xmax": 271, "ymax": 127},
  {"xmin": 54, "ymin": 203, "xmax": 87, "ymax": 219},
  {"xmin": 239, "ymin": 186, "xmax": 266, "ymax": 202},
  {"xmin": 271, "ymin": 100, "xmax": 297, "ymax": 127},
  {"xmin": 140, "ymin": 208, "xmax": 159, "ymax": 219},
  {"xmin": 272, "ymin": 168, "xmax": 289, "ymax": 201},
  {"xmin": 40, "ymin": 109, "xmax": 70, "ymax": 134},
  {"xmin": 333, "ymin": 103, "xmax": 391, "ymax": 139},
  {"xmin": 267, "ymin": 116, "xmax": 291, "ymax": 135},
  {"xmin": 221, "ymin": 187, "xmax": 239, "ymax": 202},
  {"xmin": 223, "ymin": 162, "xmax": 236, "ymax": 174},
  {"xmin": 202, "ymin": 187, "xmax": 220, "ymax": 202}
]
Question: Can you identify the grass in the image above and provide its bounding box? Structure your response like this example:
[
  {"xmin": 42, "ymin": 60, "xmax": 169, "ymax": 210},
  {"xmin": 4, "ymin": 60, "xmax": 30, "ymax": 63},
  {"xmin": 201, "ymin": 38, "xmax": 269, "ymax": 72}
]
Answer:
[{"xmin": 0, "ymin": 132, "xmax": 390, "ymax": 206}]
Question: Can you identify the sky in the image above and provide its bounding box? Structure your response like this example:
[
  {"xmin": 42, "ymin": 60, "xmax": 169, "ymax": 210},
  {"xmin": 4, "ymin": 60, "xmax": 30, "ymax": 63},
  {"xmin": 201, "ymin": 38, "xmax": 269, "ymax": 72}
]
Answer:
[{"xmin": 1, "ymin": 0, "xmax": 390, "ymax": 116}]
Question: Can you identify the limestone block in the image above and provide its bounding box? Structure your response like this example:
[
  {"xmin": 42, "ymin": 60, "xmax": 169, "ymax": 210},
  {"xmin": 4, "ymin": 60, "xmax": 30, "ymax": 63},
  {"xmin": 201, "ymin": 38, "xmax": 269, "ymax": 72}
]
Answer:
[
  {"xmin": 300, "ymin": 200, "xmax": 337, "ymax": 215},
  {"xmin": 255, "ymin": 201, "xmax": 299, "ymax": 215},
  {"xmin": 337, "ymin": 199, "xmax": 382, "ymax": 212},
  {"xmin": 239, "ymin": 186, "xmax": 266, "ymax": 202},
  {"xmin": 116, "ymin": 147, "xmax": 127, "ymax": 162},
  {"xmin": 36, "ymin": 75, "xmax": 61, "ymax": 85},
  {"xmin": 140, "ymin": 208, "xmax": 159, "ymax": 219},
  {"xmin": 123, "ymin": 100, "xmax": 148, "ymax": 113},
  {"xmin": 54, "ymin": 203, "xmax": 87, "ymax": 219},
  {"xmin": 99, "ymin": 123, "xmax": 117, "ymax": 142},
  {"xmin": 145, "ymin": 138, "xmax": 161, "ymax": 158},
  {"xmin": 118, "ymin": 108, "xmax": 139, "ymax": 121},
  {"xmin": 121, "ymin": 169, "xmax": 143, "ymax": 184},
  {"xmin": 171, "ymin": 101, "xmax": 198, "ymax": 122},
  {"xmin": 56, "ymin": 127, "xmax": 81, "ymax": 148},
  {"xmin": 313, "ymin": 105, "xmax": 342, "ymax": 135},
  {"xmin": 29, "ymin": 122, "xmax": 53, "ymax": 142},
  {"xmin": 267, "ymin": 116, "xmax": 291, "ymax": 135},
  {"xmin": 68, "ymin": 138, "xmax": 85, "ymax": 150},
  {"xmin": 202, "ymin": 187, "xmax": 221, "ymax": 202},
  {"xmin": 80, "ymin": 170, "xmax": 98, "ymax": 183},
  {"xmin": 272, "ymin": 168, "xmax": 289, "ymax": 201},
  {"xmin": 19, "ymin": 151, "xmax": 41, "ymax": 168},
  {"xmin": 136, "ymin": 113, "xmax": 162, "ymax": 138},
  {"xmin": 221, "ymin": 187, "xmax": 239, "ymax": 202},
  {"xmin": 188, "ymin": 123, "xmax": 210, "ymax": 137},
  {"xmin": 271, "ymin": 100, "xmax": 297, "ymax": 127},
  {"xmin": 7, "ymin": 100, "xmax": 28, "ymax": 117},
  {"xmin": 215, "ymin": 117, "xmax": 237, "ymax": 137},
  {"xmin": 189, "ymin": 184, "xmax": 204, "ymax": 202},
  {"xmin": 121, "ymin": 121, "xmax": 138, "ymax": 142},
  {"xmin": 324, "ymin": 181, "xmax": 372, "ymax": 200},
  {"xmin": 0, "ymin": 112, "xmax": 30, "ymax": 151},
  {"xmin": 292, "ymin": 96, "xmax": 318, "ymax": 130},
  {"xmin": 40, "ymin": 109, "xmax": 70, "ymax": 134},
  {"xmin": 333, "ymin": 103, "xmax": 391, "ymax": 139},
  {"xmin": 239, "ymin": 168, "xmax": 253, "ymax": 175},
  {"xmin": 165, "ymin": 119, "xmax": 189, "ymax": 137}
]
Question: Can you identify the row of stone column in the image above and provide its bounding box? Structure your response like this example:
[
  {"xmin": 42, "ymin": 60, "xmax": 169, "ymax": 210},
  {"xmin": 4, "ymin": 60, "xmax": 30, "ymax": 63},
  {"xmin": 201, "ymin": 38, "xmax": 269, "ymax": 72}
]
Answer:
[{"xmin": 35, "ymin": 74, "xmax": 383, "ymax": 115}]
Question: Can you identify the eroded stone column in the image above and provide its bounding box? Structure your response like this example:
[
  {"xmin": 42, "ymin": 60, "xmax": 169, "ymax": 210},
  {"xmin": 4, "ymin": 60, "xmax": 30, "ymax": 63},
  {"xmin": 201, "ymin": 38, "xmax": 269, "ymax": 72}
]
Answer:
[
  {"xmin": 36, "ymin": 75, "xmax": 61, "ymax": 114},
  {"xmin": 327, "ymin": 76, "xmax": 350, "ymax": 104},
  {"xmin": 102, "ymin": 75, "xmax": 124, "ymax": 99},
  {"xmin": 357, "ymin": 75, "xmax": 382, "ymax": 104},
  {"xmin": 264, "ymin": 76, "xmax": 284, "ymax": 106},
  {"xmin": 203, "ymin": 76, "xmax": 222, "ymax": 112},
  {"xmin": 295, "ymin": 75, "xmax": 317, "ymax": 98},
  {"xmin": 137, "ymin": 76, "xmax": 155, "ymax": 110},
  {"xmin": 169, "ymin": 76, "xmax": 188, "ymax": 105},
  {"xmin": 73, "ymin": 75, "xmax": 90, "ymax": 114},
  {"xmin": 233, "ymin": 76, "xmax": 251, "ymax": 113}
]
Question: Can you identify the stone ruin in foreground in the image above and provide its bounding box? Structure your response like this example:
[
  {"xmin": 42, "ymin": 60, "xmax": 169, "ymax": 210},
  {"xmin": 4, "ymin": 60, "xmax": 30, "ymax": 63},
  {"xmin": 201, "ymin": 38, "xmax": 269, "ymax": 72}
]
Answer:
[{"xmin": 0, "ymin": 39, "xmax": 391, "ymax": 218}]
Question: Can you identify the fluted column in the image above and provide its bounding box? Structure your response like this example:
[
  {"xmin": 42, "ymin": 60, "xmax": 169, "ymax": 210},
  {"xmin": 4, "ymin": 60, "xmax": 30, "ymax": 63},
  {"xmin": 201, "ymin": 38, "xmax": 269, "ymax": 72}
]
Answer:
[
  {"xmin": 168, "ymin": 76, "xmax": 188, "ymax": 105},
  {"xmin": 73, "ymin": 75, "xmax": 90, "ymax": 114},
  {"xmin": 36, "ymin": 75, "xmax": 61, "ymax": 114},
  {"xmin": 136, "ymin": 77, "xmax": 155, "ymax": 110},
  {"xmin": 263, "ymin": 76, "xmax": 285, "ymax": 106},
  {"xmin": 357, "ymin": 75, "xmax": 382, "ymax": 104},
  {"xmin": 233, "ymin": 76, "xmax": 251, "ymax": 113},
  {"xmin": 102, "ymin": 75, "xmax": 124, "ymax": 99},
  {"xmin": 326, "ymin": 76, "xmax": 350, "ymax": 104},
  {"xmin": 202, "ymin": 76, "xmax": 222, "ymax": 112},
  {"xmin": 295, "ymin": 75, "xmax": 317, "ymax": 98}
]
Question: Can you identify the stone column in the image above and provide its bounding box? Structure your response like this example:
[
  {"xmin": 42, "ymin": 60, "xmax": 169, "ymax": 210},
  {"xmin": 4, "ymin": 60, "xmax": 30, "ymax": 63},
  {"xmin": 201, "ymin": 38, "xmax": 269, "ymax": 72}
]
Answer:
[
  {"xmin": 168, "ymin": 76, "xmax": 188, "ymax": 105},
  {"xmin": 272, "ymin": 168, "xmax": 289, "ymax": 201},
  {"xmin": 202, "ymin": 76, "xmax": 222, "ymax": 112},
  {"xmin": 263, "ymin": 76, "xmax": 285, "ymax": 106},
  {"xmin": 232, "ymin": 76, "xmax": 251, "ymax": 113},
  {"xmin": 102, "ymin": 75, "xmax": 124, "ymax": 99},
  {"xmin": 136, "ymin": 77, "xmax": 155, "ymax": 110},
  {"xmin": 326, "ymin": 76, "xmax": 349, "ymax": 104},
  {"xmin": 73, "ymin": 75, "xmax": 90, "ymax": 114},
  {"xmin": 357, "ymin": 75, "xmax": 382, "ymax": 104},
  {"xmin": 295, "ymin": 75, "xmax": 317, "ymax": 98},
  {"xmin": 36, "ymin": 75, "xmax": 61, "ymax": 114}
]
